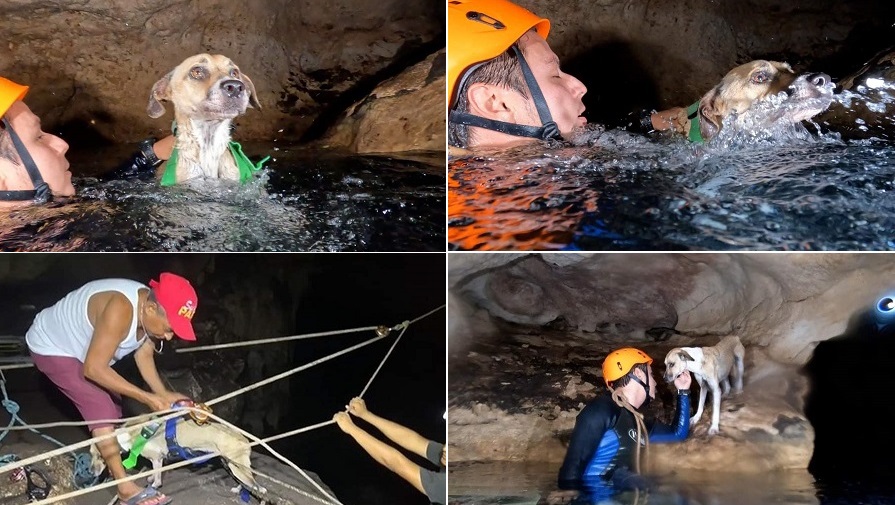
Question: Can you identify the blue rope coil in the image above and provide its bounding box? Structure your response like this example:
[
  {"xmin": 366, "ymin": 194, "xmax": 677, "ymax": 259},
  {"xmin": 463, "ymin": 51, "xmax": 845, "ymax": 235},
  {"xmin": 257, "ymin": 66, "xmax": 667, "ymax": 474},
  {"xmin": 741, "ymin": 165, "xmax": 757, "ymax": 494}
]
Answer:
[{"xmin": 1, "ymin": 374, "xmax": 99, "ymax": 489}]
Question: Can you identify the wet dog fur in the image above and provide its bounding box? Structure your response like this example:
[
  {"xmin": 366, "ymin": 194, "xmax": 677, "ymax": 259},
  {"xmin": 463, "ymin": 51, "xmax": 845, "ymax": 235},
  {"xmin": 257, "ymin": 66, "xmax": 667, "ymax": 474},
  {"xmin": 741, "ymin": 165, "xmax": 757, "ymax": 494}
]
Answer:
[
  {"xmin": 147, "ymin": 53, "xmax": 260, "ymax": 184},
  {"xmin": 663, "ymin": 335, "xmax": 745, "ymax": 435},
  {"xmin": 667, "ymin": 60, "xmax": 833, "ymax": 141}
]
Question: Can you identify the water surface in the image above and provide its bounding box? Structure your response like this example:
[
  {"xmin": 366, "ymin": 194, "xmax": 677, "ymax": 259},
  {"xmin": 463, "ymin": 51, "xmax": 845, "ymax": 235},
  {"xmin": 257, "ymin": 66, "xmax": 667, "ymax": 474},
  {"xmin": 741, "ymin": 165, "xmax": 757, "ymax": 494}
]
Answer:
[{"xmin": 0, "ymin": 143, "xmax": 445, "ymax": 251}]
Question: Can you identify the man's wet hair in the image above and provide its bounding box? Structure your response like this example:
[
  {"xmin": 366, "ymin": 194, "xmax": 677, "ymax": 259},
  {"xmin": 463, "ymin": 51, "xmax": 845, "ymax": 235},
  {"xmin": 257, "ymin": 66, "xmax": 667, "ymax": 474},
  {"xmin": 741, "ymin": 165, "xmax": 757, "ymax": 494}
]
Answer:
[
  {"xmin": 609, "ymin": 362, "xmax": 650, "ymax": 390},
  {"xmin": 448, "ymin": 41, "xmax": 530, "ymax": 148},
  {"xmin": 0, "ymin": 121, "xmax": 19, "ymax": 165}
]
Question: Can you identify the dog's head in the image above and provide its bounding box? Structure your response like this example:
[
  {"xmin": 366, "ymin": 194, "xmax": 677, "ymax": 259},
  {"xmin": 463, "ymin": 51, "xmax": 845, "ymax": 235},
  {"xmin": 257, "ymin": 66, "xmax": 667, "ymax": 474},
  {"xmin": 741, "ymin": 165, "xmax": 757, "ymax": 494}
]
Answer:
[
  {"xmin": 147, "ymin": 54, "xmax": 260, "ymax": 120},
  {"xmin": 663, "ymin": 347, "xmax": 695, "ymax": 383},
  {"xmin": 697, "ymin": 60, "xmax": 834, "ymax": 140}
]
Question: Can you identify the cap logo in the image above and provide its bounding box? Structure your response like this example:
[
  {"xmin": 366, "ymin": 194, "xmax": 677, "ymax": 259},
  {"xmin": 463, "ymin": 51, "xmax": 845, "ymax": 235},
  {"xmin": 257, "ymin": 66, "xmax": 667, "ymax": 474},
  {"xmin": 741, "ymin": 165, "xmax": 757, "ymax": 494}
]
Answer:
[{"xmin": 178, "ymin": 300, "xmax": 196, "ymax": 320}]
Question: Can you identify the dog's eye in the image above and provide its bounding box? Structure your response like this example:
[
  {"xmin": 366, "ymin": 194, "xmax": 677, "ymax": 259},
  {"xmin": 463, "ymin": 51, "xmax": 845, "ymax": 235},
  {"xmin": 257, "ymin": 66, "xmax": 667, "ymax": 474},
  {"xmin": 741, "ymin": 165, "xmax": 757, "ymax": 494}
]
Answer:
[
  {"xmin": 189, "ymin": 67, "xmax": 206, "ymax": 80},
  {"xmin": 751, "ymin": 72, "xmax": 770, "ymax": 84},
  {"xmin": 230, "ymin": 69, "xmax": 240, "ymax": 78}
]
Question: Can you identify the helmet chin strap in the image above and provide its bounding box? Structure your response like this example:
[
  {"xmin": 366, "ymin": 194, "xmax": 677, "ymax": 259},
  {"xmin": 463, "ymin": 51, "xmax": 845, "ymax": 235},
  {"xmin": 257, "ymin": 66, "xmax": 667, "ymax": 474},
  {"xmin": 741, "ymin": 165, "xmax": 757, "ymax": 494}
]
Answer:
[
  {"xmin": 0, "ymin": 117, "xmax": 52, "ymax": 203},
  {"xmin": 630, "ymin": 373, "xmax": 651, "ymax": 409},
  {"xmin": 450, "ymin": 45, "xmax": 562, "ymax": 142}
]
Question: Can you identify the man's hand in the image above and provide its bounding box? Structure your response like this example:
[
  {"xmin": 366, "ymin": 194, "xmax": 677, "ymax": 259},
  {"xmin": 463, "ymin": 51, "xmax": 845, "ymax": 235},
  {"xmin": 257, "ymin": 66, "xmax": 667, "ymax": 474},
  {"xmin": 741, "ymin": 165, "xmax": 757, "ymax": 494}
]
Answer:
[
  {"xmin": 333, "ymin": 411, "xmax": 356, "ymax": 433},
  {"xmin": 674, "ymin": 370, "xmax": 692, "ymax": 390},
  {"xmin": 347, "ymin": 397, "xmax": 369, "ymax": 418},
  {"xmin": 546, "ymin": 490, "xmax": 579, "ymax": 505},
  {"xmin": 160, "ymin": 391, "xmax": 191, "ymax": 407}
]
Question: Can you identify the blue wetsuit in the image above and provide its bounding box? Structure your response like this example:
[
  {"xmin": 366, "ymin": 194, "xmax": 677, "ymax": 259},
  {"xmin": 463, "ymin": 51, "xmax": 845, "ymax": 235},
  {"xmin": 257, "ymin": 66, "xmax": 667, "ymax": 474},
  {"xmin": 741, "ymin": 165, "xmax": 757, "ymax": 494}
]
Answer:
[{"xmin": 557, "ymin": 391, "xmax": 690, "ymax": 502}]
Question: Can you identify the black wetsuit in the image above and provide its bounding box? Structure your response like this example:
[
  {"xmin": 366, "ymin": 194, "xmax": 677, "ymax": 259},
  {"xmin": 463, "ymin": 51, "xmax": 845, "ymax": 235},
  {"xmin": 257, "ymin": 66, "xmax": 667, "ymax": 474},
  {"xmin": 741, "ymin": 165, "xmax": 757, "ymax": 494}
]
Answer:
[{"xmin": 557, "ymin": 391, "xmax": 690, "ymax": 503}]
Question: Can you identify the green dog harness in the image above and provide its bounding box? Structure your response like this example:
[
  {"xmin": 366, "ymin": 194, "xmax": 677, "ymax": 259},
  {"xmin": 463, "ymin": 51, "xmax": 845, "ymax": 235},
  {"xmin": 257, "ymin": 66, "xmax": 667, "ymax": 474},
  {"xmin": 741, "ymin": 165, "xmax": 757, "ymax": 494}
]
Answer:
[
  {"xmin": 686, "ymin": 100, "xmax": 704, "ymax": 144},
  {"xmin": 159, "ymin": 124, "xmax": 270, "ymax": 186}
]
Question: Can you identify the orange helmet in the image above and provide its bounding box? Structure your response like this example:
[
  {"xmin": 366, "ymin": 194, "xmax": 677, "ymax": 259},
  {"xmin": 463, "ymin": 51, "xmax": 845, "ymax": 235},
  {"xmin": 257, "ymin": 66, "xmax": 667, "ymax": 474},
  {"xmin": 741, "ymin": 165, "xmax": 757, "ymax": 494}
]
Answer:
[
  {"xmin": 0, "ymin": 77, "xmax": 28, "ymax": 119},
  {"xmin": 447, "ymin": 0, "xmax": 550, "ymax": 107},
  {"xmin": 602, "ymin": 347, "xmax": 653, "ymax": 385}
]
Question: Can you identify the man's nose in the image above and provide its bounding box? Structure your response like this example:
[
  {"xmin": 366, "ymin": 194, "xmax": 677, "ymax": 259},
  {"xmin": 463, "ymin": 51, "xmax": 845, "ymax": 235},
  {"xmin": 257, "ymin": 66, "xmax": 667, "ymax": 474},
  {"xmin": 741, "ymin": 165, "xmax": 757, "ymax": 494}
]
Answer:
[
  {"xmin": 569, "ymin": 74, "xmax": 587, "ymax": 99},
  {"xmin": 50, "ymin": 134, "xmax": 69, "ymax": 155}
]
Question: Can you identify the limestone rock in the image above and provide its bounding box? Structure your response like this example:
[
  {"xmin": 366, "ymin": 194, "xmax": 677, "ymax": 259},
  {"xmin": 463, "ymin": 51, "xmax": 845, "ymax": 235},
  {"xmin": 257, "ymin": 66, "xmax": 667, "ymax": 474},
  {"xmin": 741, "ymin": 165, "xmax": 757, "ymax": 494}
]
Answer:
[{"xmin": 319, "ymin": 50, "xmax": 445, "ymax": 153}]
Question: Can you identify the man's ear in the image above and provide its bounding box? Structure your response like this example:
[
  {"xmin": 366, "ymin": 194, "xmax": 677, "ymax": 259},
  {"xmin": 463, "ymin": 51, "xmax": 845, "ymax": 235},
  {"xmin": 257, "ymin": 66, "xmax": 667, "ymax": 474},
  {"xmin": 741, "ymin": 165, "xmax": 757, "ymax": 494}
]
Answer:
[{"xmin": 466, "ymin": 83, "xmax": 521, "ymax": 122}]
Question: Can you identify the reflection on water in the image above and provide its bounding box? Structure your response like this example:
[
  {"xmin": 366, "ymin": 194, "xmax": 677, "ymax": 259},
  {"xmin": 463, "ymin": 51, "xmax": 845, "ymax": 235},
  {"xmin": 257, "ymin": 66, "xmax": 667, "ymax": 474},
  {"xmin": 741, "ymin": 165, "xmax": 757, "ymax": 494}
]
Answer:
[
  {"xmin": 449, "ymin": 461, "xmax": 822, "ymax": 505},
  {"xmin": 0, "ymin": 143, "xmax": 445, "ymax": 251},
  {"xmin": 448, "ymin": 90, "xmax": 895, "ymax": 251}
]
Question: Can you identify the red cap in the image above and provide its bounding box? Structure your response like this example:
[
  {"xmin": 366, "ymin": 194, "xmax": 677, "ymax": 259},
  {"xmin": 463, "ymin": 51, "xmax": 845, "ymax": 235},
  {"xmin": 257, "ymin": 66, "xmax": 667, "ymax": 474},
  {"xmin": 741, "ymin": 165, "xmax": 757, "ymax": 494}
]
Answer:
[{"xmin": 149, "ymin": 272, "xmax": 198, "ymax": 341}]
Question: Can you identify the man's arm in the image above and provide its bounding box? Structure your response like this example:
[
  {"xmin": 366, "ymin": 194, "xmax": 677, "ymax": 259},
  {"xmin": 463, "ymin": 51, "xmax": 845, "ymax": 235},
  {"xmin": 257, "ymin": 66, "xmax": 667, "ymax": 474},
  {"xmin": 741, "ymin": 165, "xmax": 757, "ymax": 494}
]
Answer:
[
  {"xmin": 334, "ymin": 412, "xmax": 425, "ymax": 494},
  {"xmin": 348, "ymin": 398, "xmax": 430, "ymax": 459},
  {"xmin": 82, "ymin": 293, "xmax": 160, "ymax": 410}
]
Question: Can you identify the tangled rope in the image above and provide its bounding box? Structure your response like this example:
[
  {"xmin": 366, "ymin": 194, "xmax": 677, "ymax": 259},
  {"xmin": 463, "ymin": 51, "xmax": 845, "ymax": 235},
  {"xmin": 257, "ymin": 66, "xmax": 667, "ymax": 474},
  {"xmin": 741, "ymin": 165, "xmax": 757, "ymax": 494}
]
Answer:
[
  {"xmin": 0, "ymin": 305, "xmax": 444, "ymax": 505},
  {"xmin": 609, "ymin": 387, "xmax": 650, "ymax": 475},
  {"xmin": 0, "ymin": 368, "xmax": 97, "ymax": 489}
]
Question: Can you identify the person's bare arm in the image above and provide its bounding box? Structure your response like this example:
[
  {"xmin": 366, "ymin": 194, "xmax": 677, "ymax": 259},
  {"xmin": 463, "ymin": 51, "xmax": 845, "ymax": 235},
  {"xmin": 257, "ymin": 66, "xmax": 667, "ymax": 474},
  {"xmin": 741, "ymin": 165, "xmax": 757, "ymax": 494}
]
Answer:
[
  {"xmin": 82, "ymin": 293, "xmax": 165, "ymax": 412},
  {"xmin": 334, "ymin": 412, "xmax": 425, "ymax": 494},
  {"xmin": 347, "ymin": 398, "xmax": 430, "ymax": 459}
]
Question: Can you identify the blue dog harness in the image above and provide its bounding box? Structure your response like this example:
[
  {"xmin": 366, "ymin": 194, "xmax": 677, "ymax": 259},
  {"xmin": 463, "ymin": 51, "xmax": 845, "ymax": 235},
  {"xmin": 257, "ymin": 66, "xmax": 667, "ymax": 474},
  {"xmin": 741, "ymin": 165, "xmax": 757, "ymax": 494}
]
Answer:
[{"xmin": 165, "ymin": 418, "xmax": 214, "ymax": 465}]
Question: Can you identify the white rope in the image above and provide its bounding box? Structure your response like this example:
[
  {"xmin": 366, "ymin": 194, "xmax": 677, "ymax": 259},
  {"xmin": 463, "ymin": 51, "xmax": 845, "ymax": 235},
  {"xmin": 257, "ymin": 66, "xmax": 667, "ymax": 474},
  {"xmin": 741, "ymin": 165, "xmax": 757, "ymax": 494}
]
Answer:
[
  {"xmin": 196, "ymin": 409, "xmax": 342, "ymax": 505},
  {"xmin": 0, "ymin": 305, "xmax": 444, "ymax": 503},
  {"xmin": 223, "ymin": 457, "xmax": 333, "ymax": 505},
  {"xmin": 205, "ymin": 331, "xmax": 391, "ymax": 408},
  {"xmin": 173, "ymin": 326, "xmax": 380, "ymax": 354},
  {"xmin": 358, "ymin": 321, "xmax": 409, "ymax": 399}
]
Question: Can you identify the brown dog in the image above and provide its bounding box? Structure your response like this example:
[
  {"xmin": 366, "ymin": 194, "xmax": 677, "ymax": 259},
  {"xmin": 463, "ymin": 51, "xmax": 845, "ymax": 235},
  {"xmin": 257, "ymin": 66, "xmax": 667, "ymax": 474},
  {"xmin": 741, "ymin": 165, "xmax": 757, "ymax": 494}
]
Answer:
[
  {"xmin": 664, "ymin": 60, "xmax": 833, "ymax": 142},
  {"xmin": 147, "ymin": 54, "xmax": 260, "ymax": 184}
]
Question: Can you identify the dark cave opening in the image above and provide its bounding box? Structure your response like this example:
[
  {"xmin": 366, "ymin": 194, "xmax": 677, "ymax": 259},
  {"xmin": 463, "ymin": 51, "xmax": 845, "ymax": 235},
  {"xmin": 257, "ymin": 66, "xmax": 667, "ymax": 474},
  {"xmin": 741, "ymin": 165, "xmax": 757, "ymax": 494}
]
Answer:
[{"xmin": 804, "ymin": 302, "xmax": 895, "ymax": 485}]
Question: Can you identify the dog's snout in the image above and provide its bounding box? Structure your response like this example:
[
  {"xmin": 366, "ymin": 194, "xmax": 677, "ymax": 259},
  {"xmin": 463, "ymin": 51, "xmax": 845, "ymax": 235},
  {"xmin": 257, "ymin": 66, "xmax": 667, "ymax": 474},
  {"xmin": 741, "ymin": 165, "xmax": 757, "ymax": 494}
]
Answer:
[
  {"xmin": 221, "ymin": 79, "xmax": 244, "ymax": 98},
  {"xmin": 807, "ymin": 72, "xmax": 831, "ymax": 88}
]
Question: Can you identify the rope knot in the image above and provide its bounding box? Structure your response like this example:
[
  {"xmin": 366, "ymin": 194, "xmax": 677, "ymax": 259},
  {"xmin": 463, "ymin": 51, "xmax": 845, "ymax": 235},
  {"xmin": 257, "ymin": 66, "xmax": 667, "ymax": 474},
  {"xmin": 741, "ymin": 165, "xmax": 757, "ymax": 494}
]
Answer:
[{"xmin": 2, "ymin": 399, "xmax": 20, "ymax": 415}]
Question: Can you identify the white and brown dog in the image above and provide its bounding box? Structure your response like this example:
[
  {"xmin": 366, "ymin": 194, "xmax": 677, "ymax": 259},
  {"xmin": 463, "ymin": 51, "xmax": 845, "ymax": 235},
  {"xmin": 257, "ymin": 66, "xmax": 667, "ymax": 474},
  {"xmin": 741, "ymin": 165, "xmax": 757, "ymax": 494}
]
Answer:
[
  {"xmin": 664, "ymin": 60, "xmax": 834, "ymax": 142},
  {"xmin": 147, "ymin": 53, "xmax": 260, "ymax": 184},
  {"xmin": 90, "ymin": 418, "xmax": 261, "ymax": 494},
  {"xmin": 663, "ymin": 335, "xmax": 745, "ymax": 435}
]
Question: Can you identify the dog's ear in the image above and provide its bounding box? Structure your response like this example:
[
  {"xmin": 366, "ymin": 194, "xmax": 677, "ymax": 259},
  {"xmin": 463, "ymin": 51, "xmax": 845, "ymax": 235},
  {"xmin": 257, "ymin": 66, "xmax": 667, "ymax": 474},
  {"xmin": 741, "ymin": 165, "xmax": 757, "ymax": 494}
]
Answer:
[
  {"xmin": 147, "ymin": 71, "xmax": 173, "ymax": 119},
  {"xmin": 698, "ymin": 85, "xmax": 724, "ymax": 140},
  {"xmin": 242, "ymin": 73, "xmax": 262, "ymax": 111},
  {"xmin": 677, "ymin": 350, "xmax": 695, "ymax": 362}
]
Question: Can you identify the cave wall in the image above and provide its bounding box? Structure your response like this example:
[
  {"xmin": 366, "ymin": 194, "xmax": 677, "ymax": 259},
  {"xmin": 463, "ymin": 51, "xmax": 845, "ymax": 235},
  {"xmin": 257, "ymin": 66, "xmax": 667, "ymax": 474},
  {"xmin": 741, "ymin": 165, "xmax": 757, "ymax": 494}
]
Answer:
[
  {"xmin": 451, "ymin": 253, "xmax": 895, "ymax": 364},
  {"xmin": 0, "ymin": 0, "xmax": 442, "ymax": 145}
]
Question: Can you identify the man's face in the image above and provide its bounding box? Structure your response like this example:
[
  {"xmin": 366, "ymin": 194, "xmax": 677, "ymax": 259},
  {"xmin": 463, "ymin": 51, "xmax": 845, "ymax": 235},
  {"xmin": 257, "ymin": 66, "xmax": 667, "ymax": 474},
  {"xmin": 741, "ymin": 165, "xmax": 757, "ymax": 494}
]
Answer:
[
  {"xmin": 516, "ymin": 32, "xmax": 587, "ymax": 137},
  {"xmin": 1, "ymin": 101, "xmax": 73, "ymax": 198},
  {"xmin": 145, "ymin": 303, "xmax": 175, "ymax": 341},
  {"xmin": 647, "ymin": 364, "xmax": 656, "ymax": 399}
]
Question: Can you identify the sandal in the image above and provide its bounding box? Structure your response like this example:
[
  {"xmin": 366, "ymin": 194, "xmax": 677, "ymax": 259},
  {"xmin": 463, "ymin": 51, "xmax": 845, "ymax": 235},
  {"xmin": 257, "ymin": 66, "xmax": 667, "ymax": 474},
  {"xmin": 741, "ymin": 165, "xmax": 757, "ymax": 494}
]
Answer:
[{"xmin": 118, "ymin": 486, "xmax": 173, "ymax": 505}]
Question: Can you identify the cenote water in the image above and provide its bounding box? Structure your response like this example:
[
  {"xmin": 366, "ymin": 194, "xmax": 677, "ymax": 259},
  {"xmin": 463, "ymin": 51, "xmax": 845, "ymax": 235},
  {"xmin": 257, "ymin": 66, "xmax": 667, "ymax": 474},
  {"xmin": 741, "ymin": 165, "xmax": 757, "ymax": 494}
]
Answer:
[
  {"xmin": 448, "ymin": 461, "xmax": 895, "ymax": 505},
  {"xmin": 448, "ymin": 89, "xmax": 895, "ymax": 251},
  {"xmin": 0, "ymin": 143, "xmax": 445, "ymax": 251}
]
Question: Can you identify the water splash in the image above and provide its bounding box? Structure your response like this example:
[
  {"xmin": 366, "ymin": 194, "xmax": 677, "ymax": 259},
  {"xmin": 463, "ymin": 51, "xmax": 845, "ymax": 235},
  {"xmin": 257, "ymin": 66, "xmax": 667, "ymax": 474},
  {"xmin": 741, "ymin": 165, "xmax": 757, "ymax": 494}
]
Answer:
[{"xmin": 0, "ymin": 144, "xmax": 445, "ymax": 251}]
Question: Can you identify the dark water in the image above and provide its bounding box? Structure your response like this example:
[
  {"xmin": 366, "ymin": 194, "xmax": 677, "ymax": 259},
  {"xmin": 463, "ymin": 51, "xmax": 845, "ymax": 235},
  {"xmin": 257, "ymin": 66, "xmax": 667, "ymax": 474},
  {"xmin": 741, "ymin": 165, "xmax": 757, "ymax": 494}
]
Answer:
[
  {"xmin": 0, "ymin": 144, "xmax": 445, "ymax": 251},
  {"xmin": 448, "ymin": 461, "xmax": 895, "ymax": 505},
  {"xmin": 448, "ymin": 92, "xmax": 895, "ymax": 251}
]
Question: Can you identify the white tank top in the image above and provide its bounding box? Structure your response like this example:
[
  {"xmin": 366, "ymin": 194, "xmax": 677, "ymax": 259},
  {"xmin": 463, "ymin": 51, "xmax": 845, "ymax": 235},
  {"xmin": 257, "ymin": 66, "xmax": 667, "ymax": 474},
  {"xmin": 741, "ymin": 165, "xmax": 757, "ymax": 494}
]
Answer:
[{"xmin": 26, "ymin": 279, "xmax": 148, "ymax": 364}]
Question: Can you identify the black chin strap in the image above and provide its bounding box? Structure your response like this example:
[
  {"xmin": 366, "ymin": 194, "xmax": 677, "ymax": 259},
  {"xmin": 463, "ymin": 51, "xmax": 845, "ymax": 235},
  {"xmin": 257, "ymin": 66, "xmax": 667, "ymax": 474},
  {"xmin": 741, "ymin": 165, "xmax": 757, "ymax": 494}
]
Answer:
[
  {"xmin": 0, "ymin": 117, "xmax": 52, "ymax": 203},
  {"xmin": 630, "ymin": 373, "xmax": 651, "ymax": 409},
  {"xmin": 450, "ymin": 45, "xmax": 562, "ymax": 142}
]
